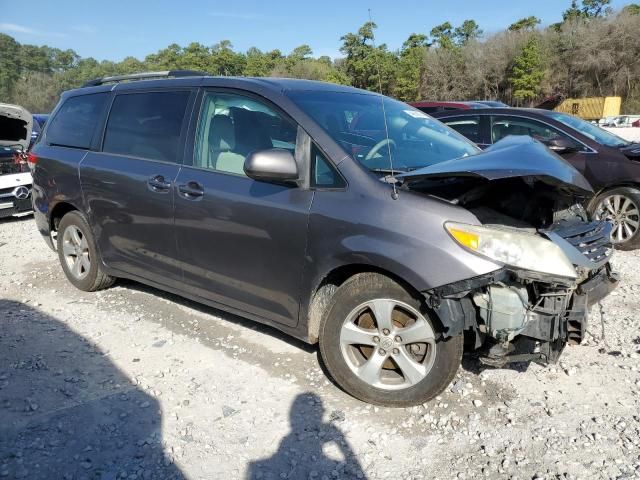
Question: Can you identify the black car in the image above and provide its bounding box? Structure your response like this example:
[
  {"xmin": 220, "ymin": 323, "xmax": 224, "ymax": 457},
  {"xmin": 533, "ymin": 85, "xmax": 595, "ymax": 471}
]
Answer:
[
  {"xmin": 30, "ymin": 72, "xmax": 617, "ymax": 406},
  {"xmin": 433, "ymin": 108, "xmax": 640, "ymax": 249}
]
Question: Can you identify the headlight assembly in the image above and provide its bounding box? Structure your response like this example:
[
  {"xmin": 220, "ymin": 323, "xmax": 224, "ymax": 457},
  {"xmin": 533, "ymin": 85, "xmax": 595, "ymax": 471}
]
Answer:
[{"xmin": 445, "ymin": 222, "xmax": 577, "ymax": 279}]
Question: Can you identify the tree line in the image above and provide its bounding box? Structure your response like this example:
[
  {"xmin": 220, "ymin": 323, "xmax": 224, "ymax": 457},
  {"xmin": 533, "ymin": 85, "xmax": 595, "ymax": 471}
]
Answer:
[{"xmin": 1, "ymin": 0, "xmax": 639, "ymax": 113}]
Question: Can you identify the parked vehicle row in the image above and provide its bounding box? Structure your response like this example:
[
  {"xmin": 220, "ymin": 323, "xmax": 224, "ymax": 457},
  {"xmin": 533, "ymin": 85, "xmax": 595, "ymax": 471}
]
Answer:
[
  {"xmin": 432, "ymin": 108, "xmax": 640, "ymax": 249},
  {"xmin": 30, "ymin": 71, "xmax": 617, "ymax": 406}
]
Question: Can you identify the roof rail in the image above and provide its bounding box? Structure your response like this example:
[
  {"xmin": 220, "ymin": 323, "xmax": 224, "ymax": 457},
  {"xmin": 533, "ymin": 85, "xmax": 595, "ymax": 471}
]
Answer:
[{"xmin": 81, "ymin": 70, "xmax": 207, "ymax": 88}]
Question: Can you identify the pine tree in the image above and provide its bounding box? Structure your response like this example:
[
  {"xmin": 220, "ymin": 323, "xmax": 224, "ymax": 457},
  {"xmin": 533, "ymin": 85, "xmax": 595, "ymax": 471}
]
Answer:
[{"xmin": 509, "ymin": 39, "xmax": 545, "ymax": 105}]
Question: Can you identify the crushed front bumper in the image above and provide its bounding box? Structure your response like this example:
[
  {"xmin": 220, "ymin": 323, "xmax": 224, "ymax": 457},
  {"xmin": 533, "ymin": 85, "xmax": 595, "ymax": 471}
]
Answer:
[{"xmin": 426, "ymin": 263, "xmax": 619, "ymax": 366}]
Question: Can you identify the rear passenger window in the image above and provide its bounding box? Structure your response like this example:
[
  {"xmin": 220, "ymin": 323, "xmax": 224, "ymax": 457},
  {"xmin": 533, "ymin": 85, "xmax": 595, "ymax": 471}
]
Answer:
[
  {"xmin": 103, "ymin": 91, "xmax": 190, "ymax": 162},
  {"xmin": 442, "ymin": 116, "xmax": 482, "ymax": 144},
  {"xmin": 47, "ymin": 93, "xmax": 108, "ymax": 149}
]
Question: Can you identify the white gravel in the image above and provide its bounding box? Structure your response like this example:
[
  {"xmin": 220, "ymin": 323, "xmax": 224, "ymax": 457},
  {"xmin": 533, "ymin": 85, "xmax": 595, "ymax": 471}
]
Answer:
[{"xmin": 1, "ymin": 215, "xmax": 639, "ymax": 480}]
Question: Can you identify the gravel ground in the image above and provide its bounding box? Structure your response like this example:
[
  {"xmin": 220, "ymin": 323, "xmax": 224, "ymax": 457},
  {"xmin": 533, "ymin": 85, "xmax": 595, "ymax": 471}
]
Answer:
[{"xmin": 1, "ymin": 214, "xmax": 639, "ymax": 480}]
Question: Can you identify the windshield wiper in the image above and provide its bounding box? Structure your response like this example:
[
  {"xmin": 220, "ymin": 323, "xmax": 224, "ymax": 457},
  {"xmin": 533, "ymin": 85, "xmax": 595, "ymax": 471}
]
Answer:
[{"xmin": 369, "ymin": 167, "xmax": 411, "ymax": 174}]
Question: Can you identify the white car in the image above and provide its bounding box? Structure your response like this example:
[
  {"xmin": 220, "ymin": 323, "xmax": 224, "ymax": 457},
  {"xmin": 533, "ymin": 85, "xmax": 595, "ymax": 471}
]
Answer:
[{"xmin": 0, "ymin": 103, "xmax": 33, "ymax": 219}]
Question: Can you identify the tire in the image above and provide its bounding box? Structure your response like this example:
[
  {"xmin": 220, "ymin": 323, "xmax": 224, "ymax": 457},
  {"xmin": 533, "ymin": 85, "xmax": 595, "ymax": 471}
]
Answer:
[
  {"xmin": 589, "ymin": 187, "xmax": 640, "ymax": 251},
  {"xmin": 319, "ymin": 273, "xmax": 463, "ymax": 407},
  {"xmin": 57, "ymin": 211, "xmax": 115, "ymax": 291}
]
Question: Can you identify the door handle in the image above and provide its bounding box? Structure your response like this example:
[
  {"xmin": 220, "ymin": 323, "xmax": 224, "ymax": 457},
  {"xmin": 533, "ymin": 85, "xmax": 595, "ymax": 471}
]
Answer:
[
  {"xmin": 147, "ymin": 175, "xmax": 172, "ymax": 193},
  {"xmin": 178, "ymin": 181, "xmax": 204, "ymax": 200}
]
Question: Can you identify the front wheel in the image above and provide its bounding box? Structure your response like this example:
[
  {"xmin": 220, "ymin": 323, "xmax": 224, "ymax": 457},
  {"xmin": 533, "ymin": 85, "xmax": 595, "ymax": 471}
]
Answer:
[
  {"xmin": 591, "ymin": 187, "xmax": 640, "ymax": 250},
  {"xmin": 319, "ymin": 273, "xmax": 463, "ymax": 407}
]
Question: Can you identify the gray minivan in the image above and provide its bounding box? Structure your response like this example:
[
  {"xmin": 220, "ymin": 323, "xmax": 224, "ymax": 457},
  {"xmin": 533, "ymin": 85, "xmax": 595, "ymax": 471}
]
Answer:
[{"xmin": 31, "ymin": 71, "xmax": 617, "ymax": 406}]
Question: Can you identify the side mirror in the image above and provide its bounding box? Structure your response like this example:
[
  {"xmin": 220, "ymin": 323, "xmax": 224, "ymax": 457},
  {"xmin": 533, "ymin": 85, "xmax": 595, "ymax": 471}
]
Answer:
[
  {"xmin": 545, "ymin": 136, "xmax": 577, "ymax": 154},
  {"xmin": 244, "ymin": 148, "xmax": 299, "ymax": 183}
]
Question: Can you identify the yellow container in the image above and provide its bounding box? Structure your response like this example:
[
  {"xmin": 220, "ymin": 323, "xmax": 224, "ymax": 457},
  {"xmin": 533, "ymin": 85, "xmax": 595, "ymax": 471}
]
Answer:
[{"xmin": 553, "ymin": 97, "xmax": 621, "ymax": 120}]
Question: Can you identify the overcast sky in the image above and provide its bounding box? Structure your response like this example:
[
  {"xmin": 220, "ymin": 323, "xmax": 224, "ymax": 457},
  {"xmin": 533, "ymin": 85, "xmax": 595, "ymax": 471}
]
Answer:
[{"xmin": 0, "ymin": 0, "xmax": 633, "ymax": 61}]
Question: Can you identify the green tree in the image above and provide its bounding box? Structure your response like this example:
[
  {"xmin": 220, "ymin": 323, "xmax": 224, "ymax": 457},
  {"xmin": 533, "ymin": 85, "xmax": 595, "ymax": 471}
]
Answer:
[
  {"xmin": 211, "ymin": 40, "xmax": 245, "ymax": 76},
  {"xmin": 0, "ymin": 34, "xmax": 21, "ymax": 99},
  {"xmin": 508, "ymin": 16, "xmax": 541, "ymax": 31},
  {"xmin": 395, "ymin": 33, "xmax": 428, "ymax": 101},
  {"xmin": 339, "ymin": 22, "xmax": 397, "ymax": 93},
  {"xmin": 244, "ymin": 47, "xmax": 282, "ymax": 76},
  {"xmin": 509, "ymin": 38, "xmax": 545, "ymax": 104},
  {"xmin": 581, "ymin": 0, "xmax": 612, "ymax": 17},
  {"xmin": 430, "ymin": 22, "xmax": 454, "ymax": 48},
  {"xmin": 454, "ymin": 20, "xmax": 482, "ymax": 45},
  {"xmin": 623, "ymin": 3, "xmax": 640, "ymax": 14}
]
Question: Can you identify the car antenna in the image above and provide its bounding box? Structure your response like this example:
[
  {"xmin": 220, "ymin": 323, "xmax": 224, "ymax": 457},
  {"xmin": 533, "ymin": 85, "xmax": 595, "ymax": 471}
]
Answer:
[{"xmin": 368, "ymin": 8, "xmax": 399, "ymax": 200}]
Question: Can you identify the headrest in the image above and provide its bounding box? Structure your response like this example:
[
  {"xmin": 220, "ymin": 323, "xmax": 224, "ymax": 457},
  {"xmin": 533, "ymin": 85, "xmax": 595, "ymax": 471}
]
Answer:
[{"xmin": 209, "ymin": 115, "xmax": 235, "ymax": 151}]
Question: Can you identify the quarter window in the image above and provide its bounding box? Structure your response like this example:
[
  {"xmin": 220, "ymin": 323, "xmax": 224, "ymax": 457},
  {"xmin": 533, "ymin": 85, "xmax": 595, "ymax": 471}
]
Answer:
[
  {"xmin": 47, "ymin": 93, "xmax": 109, "ymax": 149},
  {"xmin": 311, "ymin": 145, "xmax": 345, "ymax": 188},
  {"xmin": 103, "ymin": 91, "xmax": 190, "ymax": 162},
  {"xmin": 194, "ymin": 92, "xmax": 297, "ymax": 176}
]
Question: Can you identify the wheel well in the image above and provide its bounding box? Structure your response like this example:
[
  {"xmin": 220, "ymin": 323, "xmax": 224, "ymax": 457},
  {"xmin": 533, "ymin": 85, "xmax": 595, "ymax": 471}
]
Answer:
[
  {"xmin": 306, "ymin": 264, "xmax": 424, "ymax": 344},
  {"xmin": 589, "ymin": 183, "xmax": 640, "ymax": 210},
  {"xmin": 50, "ymin": 202, "xmax": 78, "ymax": 232}
]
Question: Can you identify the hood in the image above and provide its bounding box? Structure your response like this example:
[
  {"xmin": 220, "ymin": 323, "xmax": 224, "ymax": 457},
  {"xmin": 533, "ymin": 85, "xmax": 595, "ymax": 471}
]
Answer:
[
  {"xmin": 397, "ymin": 136, "xmax": 593, "ymax": 196},
  {"xmin": 0, "ymin": 103, "xmax": 33, "ymax": 152}
]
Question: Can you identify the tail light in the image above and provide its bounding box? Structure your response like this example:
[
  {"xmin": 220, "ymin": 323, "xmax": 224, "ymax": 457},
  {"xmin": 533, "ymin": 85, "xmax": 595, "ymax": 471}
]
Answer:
[{"xmin": 27, "ymin": 152, "xmax": 38, "ymax": 167}]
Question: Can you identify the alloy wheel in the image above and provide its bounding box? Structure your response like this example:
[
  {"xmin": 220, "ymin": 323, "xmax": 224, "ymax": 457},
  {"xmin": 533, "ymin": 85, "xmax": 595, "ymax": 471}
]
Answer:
[
  {"xmin": 339, "ymin": 299, "xmax": 436, "ymax": 390},
  {"xmin": 61, "ymin": 225, "xmax": 91, "ymax": 280},
  {"xmin": 594, "ymin": 194, "xmax": 640, "ymax": 244}
]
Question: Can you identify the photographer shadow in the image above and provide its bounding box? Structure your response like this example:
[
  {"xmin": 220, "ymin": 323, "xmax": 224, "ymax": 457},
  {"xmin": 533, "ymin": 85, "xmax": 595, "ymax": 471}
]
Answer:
[
  {"xmin": 0, "ymin": 299, "xmax": 185, "ymax": 480},
  {"xmin": 246, "ymin": 392, "xmax": 366, "ymax": 480}
]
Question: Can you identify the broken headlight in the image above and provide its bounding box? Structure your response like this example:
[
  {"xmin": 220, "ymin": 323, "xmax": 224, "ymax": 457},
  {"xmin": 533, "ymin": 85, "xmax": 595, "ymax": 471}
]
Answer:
[{"xmin": 445, "ymin": 222, "xmax": 577, "ymax": 279}]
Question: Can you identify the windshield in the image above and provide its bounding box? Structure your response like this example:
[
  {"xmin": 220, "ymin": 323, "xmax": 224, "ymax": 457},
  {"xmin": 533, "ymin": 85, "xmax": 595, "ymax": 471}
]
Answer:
[
  {"xmin": 287, "ymin": 91, "xmax": 479, "ymax": 172},
  {"xmin": 547, "ymin": 111, "xmax": 630, "ymax": 148}
]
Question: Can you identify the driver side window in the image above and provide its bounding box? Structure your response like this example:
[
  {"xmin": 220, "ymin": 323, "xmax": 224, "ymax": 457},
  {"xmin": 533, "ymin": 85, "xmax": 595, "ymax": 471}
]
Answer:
[{"xmin": 194, "ymin": 92, "xmax": 298, "ymax": 176}]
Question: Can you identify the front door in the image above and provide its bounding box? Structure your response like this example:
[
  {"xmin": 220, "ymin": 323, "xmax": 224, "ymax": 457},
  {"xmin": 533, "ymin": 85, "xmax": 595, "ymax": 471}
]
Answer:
[
  {"xmin": 173, "ymin": 90, "xmax": 313, "ymax": 326},
  {"xmin": 80, "ymin": 90, "xmax": 194, "ymax": 285}
]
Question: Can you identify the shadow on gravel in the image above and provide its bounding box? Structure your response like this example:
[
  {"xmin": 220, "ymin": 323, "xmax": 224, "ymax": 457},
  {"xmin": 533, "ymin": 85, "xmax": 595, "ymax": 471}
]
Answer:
[
  {"xmin": 246, "ymin": 392, "xmax": 366, "ymax": 480},
  {"xmin": 0, "ymin": 300, "xmax": 185, "ymax": 480},
  {"xmin": 117, "ymin": 279, "xmax": 316, "ymax": 354}
]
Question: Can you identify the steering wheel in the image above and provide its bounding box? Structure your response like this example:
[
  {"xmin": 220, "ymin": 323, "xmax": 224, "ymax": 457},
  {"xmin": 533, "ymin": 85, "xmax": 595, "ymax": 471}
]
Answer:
[{"xmin": 364, "ymin": 138, "xmax": 396, "ymax": 162}]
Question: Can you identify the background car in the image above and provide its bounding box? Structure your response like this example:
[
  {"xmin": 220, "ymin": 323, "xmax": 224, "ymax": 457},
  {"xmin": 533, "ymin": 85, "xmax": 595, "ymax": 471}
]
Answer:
[
  {"xmin": 433, "ymin": 107, "xmax": 640, "ymax": 249},
  {"xmin": 408, "ymin": 101, "xmax": 491, "ymax": 114},
  {"xmin": 0, "ymin": 103, "xmax": 34, "ymax": 219}
]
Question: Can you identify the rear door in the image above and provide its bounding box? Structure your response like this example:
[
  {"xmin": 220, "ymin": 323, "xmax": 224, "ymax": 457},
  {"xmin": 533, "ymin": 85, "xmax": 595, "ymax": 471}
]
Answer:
[
  {"xmin": 80, "ymin": 89, "xmax": 195, "ymax": 285},
  {"xmin": 173, "ymin": 89, "xmax": 314, "ymax": 326}
]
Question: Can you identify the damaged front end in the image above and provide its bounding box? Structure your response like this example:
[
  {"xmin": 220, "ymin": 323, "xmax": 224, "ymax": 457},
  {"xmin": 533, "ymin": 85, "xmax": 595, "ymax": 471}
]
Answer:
[{"xmin": 400, "ymin": 136, "xmax": 619, "ymax": 366}]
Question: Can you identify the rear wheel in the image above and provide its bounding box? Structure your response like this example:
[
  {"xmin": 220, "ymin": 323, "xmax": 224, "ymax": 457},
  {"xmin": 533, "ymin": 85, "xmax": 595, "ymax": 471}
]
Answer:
[
  {"xmin": 57, "ymin": 211, "xmax": 115, "ymax": 291},
  {"xmin": 319, "ymin": 273, "xmax": 463, "ymax": 407},
  {"xmin": 591, "ymin": 187, "xmax": 640, "ymax": 250}
]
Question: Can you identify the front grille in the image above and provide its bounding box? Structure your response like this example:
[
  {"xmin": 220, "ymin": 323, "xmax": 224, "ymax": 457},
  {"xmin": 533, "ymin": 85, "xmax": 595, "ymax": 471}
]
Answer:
[{"xmin": 554, "ymin": 220, "xmax": 613, "ymax": 265}]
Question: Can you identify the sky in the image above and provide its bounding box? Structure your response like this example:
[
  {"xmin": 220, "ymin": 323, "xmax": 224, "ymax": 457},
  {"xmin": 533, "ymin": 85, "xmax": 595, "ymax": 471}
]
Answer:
[{"xmin": 0, "ymin": 0, "xmax": 633, "ymax": 61}]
